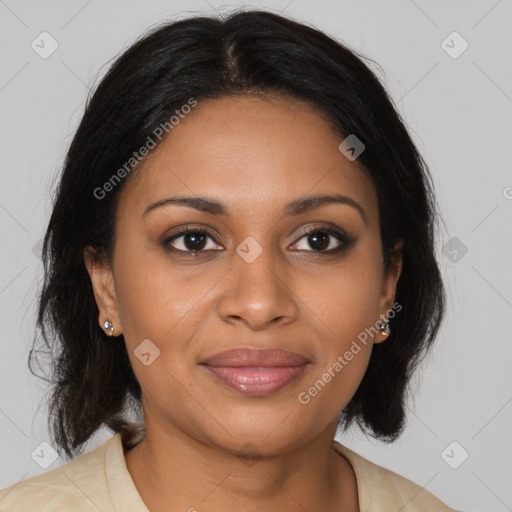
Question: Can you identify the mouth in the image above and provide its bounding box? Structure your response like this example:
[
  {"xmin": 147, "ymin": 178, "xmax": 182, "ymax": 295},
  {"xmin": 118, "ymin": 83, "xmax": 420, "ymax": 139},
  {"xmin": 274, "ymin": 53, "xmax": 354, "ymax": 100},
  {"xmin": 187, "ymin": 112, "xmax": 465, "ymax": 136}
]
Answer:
[{"xmin": 199, "ymin": 347, "xmax": 310, "ymax": 397}]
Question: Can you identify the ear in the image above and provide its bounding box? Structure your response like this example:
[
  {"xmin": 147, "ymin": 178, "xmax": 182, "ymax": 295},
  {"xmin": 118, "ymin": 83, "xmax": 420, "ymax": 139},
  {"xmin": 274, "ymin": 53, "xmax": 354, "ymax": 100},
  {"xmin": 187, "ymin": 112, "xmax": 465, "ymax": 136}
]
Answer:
[
  {"xmin": 83, "ymin": 246, "xmax": 123, "ymax": 336},
  {"xmin": 375, "ymin": 239, "xmax": 404, "ymax": 343}
]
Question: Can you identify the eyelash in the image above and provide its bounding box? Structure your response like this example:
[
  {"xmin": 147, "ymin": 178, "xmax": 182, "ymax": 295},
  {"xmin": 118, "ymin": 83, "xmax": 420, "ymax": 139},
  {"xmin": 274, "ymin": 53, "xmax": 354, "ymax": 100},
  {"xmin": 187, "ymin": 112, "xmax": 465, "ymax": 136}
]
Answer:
[{"xmin": 162, "ymin": 225, "xmax": 356, "ymax": 257}]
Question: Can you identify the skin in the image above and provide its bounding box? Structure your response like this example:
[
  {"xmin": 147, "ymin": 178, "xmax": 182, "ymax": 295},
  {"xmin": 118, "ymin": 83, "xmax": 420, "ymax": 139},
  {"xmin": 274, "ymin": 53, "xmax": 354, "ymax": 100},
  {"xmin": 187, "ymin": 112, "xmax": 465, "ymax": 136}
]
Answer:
[{"xmin": 85, "ymin": 94, "xmax": 403, "ymax": 512}]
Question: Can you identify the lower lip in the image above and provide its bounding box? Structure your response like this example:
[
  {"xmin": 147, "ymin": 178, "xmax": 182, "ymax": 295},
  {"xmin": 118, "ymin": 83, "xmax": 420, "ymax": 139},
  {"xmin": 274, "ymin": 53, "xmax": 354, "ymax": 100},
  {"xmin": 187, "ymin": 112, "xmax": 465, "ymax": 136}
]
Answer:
[{"xmin": 202, "ymin": 365, "xmax": 307, "ymax": 396}]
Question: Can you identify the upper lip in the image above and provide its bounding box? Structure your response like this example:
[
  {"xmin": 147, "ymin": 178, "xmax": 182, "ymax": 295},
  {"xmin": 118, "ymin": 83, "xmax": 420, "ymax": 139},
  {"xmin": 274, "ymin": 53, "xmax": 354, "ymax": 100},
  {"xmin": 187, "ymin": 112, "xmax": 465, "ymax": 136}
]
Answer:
[{"xmin": 201, "ymin": 347, "xmax": 310, "ymax": 367}]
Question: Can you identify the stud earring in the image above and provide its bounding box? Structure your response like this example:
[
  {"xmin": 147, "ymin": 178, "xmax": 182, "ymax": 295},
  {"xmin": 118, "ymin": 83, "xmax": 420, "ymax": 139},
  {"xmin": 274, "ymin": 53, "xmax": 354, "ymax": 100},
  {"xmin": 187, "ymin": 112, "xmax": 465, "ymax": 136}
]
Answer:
[
  {"xmin": 377, "ymin": 319, "xmax": 390, "ymax": 337},
  {"xmin": 103, "ymin": 320, "xmax": 114, "ymax": 336}
]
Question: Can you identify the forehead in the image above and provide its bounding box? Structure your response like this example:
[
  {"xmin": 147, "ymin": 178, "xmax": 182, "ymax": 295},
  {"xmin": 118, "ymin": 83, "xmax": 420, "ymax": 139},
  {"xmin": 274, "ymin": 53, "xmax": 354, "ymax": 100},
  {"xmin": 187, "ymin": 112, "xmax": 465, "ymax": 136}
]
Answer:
[{"xmin": 117, "ymin": 95, "xmax": 378, "ymax": 224}]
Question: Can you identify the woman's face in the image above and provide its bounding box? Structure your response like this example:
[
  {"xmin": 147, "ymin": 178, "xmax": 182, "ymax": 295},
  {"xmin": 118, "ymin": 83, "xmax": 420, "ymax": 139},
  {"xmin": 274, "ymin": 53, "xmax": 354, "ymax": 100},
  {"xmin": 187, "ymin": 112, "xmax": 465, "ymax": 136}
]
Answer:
[{"xmin": 86, "ymin": 95, "xmax": 402, "ymax": 455}]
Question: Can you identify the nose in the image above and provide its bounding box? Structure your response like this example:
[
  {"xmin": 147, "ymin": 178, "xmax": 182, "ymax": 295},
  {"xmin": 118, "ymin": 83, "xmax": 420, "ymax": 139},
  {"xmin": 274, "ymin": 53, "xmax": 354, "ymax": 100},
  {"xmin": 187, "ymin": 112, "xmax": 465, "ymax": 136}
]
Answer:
[{"xmin": 217, "ymin": 247, "xmax": 299, "ymax": 331}]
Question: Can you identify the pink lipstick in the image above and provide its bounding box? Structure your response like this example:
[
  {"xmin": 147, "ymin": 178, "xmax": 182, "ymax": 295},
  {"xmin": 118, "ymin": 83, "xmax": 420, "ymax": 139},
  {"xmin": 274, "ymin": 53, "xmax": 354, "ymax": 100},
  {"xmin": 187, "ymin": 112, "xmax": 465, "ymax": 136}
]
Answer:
[{"xmin": 200, "ymin": 347, "xmax": 309, "ymax": 396}]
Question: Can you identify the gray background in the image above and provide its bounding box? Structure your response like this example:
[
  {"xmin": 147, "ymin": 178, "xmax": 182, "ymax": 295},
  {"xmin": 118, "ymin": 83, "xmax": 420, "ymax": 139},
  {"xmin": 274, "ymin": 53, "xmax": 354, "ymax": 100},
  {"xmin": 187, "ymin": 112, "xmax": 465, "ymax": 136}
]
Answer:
[{"xmin": 1, "ymin": 1, "xmax": 511, "ymax": 510}]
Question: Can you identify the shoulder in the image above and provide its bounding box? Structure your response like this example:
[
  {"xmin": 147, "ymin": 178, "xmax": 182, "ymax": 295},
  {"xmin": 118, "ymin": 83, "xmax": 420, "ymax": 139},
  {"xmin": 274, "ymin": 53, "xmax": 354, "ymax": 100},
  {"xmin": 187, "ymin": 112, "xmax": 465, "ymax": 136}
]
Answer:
[
  {"xmin": 333, "ymin": 441, "xmax": 462, "ymax": 511},
  {"xmin": 0, "ymin": 435, "xmax": 119, "ymax": 512}
]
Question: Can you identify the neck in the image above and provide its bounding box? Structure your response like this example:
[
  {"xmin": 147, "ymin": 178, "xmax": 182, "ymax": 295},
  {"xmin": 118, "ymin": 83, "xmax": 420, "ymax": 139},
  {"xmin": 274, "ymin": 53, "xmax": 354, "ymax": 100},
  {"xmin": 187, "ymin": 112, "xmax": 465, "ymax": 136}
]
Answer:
[{"xmin": 124, "ymin": 418, "xmax": 359, "ymax": 512}]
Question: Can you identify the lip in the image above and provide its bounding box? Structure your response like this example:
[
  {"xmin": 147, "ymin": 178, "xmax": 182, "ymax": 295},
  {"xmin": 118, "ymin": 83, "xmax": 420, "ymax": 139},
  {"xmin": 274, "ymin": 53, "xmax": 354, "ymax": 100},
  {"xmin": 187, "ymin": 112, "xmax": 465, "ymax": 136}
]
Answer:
[
  {"xmin": 201, "ymin": 347, "xmax": 310, "ymax": 367},
  {"xmin": 200, "ymin": 347, "xmax": 310, "ymax": 396}
]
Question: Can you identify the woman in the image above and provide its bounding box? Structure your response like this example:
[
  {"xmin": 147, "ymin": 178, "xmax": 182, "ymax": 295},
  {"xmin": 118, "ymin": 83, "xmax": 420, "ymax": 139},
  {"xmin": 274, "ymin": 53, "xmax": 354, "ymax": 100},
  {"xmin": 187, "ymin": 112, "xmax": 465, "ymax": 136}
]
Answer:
[{"xmin": 0, "ymin": 9, "xmax": 461, "ymax": 511}]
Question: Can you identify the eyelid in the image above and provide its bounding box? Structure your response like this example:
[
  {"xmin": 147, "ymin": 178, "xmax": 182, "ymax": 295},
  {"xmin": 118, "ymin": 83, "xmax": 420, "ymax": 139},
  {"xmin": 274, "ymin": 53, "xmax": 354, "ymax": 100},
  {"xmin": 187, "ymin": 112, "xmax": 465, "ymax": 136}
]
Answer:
[
  {"xmin": 163, "ymin": 224, "xmax": 224, "ymax": 243},
  {"xmin": 295, "ymin": 223, "xmax": 348, "ymax": 239}
]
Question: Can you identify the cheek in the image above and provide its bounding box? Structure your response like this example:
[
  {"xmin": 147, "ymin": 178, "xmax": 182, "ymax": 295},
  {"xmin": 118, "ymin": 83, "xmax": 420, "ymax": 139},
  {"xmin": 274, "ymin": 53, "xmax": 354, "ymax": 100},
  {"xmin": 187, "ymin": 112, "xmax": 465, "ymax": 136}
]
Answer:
[
  {"xmin": 308, "ymin": 253, "xmax": 383, "ymax": 341},
  {"xmin": 112, "ymin": 235, "xmax": 221, "ymax": 355},
  {"xmin": 111, "ymin": 233, "xmax": 174, "ymax": 341},
  {"xmin": 294, "ymin": 252, "xmax": 382, "ymax": 394},
  {"xmin": 294, "ymin": 306, "xmax": 375, "ymax": 417},
  {"xmin": 112, "ymin": 246, "xmax": 209, "ymax": 406}
]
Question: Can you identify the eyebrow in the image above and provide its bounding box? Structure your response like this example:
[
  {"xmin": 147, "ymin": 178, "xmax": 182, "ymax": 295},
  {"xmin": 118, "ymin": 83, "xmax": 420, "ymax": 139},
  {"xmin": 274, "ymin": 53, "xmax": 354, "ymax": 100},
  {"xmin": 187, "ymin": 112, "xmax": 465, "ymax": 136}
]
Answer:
[{"xmin": 142, "ymin": 193, "xmax": 367, "ymax": 224}]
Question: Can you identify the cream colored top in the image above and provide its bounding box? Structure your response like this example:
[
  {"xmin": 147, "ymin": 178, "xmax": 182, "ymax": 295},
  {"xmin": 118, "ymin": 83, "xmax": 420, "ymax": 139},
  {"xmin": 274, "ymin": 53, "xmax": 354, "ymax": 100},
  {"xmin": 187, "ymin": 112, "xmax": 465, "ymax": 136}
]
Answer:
[{"xmin": 0, "ymin": 433, "xmax": 460, "ymax": 511}]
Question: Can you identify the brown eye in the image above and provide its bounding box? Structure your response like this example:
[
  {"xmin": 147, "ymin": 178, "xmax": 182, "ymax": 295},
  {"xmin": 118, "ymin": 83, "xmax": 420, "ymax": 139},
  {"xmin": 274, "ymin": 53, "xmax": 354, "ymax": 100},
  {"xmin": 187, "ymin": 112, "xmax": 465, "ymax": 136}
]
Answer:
[
  {"xmin": 164, "ymin": 228, "xmax": 223, "ymax": 254},
  {"xmin": 290, "ymin": 227, "xmax": 355, "ymax": 254},
  {"xmin": 163, "ymin": 225, "xmax": 355, "ymax": 257}
]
